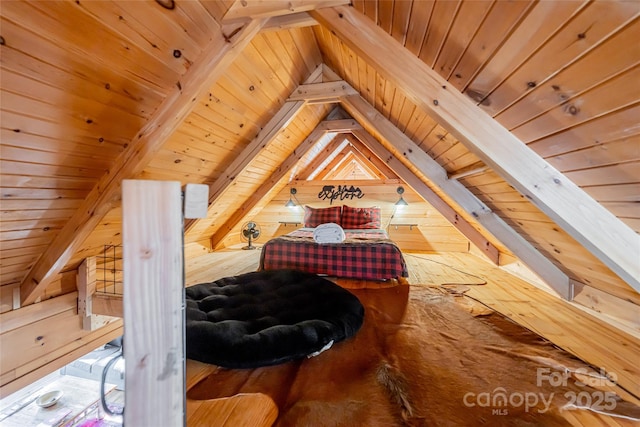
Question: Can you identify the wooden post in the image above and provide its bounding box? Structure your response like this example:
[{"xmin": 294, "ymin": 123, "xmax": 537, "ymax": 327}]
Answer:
[
  {"xmin": 77, "ymin": 257, "xmax": 111, "ymax": 330},
  {"xmin": 122, "ymin": 180, "xmax": 184, "ymax": 427}
]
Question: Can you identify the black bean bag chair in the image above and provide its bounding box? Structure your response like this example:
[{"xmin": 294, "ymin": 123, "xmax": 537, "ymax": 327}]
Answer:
[{"xmin": 185, "ymin": 269, "xmax": 365, "ymax": 369}]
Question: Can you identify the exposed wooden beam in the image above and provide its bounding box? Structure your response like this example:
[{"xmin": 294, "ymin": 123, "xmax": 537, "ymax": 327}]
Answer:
[
  {"xmin": 19, "ymin": 18, "xmax": 266, "ymax": 305},
  {"xmin": 343, "ymin": 94, "xmax": 572, "ymax": 299},
  {"xmin": 317, "ymin": 118, "xmax": 362, "ymax": 132},
  {"xmin": 224, "ymin": 0, "xmax": 349, "ymax": 21},
  {"xmin": 184, "ymin": 65, "xmax": 323, "ymax": 235},
  {"xmin": 0, "ymin": 292, "xmax": 78, "ymax": 335},
  {"xmin": 0, "ymin": 319, "xmax": 123, "ymax": 398},
  {"xmin": 210, "ymin": 127, "xmax": 329, "ymax": 249},
  {"xmin": 262, "ymin": 12, "xmax": 318, "ymax": 32},
  {"xmin": 287, "ymin": 81, "xmax": 358, "ymax": 103},
  {"xmin": 335, "ymin": 147, "xmax": 386, "ymax": 180},
  {"xmin": 92, "ymin": 294, "xmax": 123, "ymax": 319},
  {"xmin": 321, "ymin": 146, "xmax": 378, "ymax": 181},
  {"xmin": 310, "ymin": 118, "xmax": 391, "ymax": 180},
  {"xmin": 346, "ymin": 134, "xmax": 399, "ymax": 180},
  {"xmin": 296, "ymin": 134, "xmax": 348, "ymax": 180},
  {"xmin": 315, "ymin": 6, "xmax": 639, "ymax": 293},
  {"xmin": 352, "ymin": 129, "xmax": 501, "ymax": 267},
  {"xmin": 77, "ymin": 257, "xmax": 112, "ymax": 331},
  {"xmin": 448, "ymin": 165, "xmax": 491, "ymax": 181},
  {"xmin": 313, "ymin": 139, "xmax": 352, "ymax": 181},
  {"xmin": 571, "ymin": 280, "xmax": 640, "ymax": 337}
]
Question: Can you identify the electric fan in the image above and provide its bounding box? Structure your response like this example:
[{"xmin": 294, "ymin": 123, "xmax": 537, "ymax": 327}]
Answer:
[{"xmin": 240, "ymin": 221, "xmax": 261, "ymax": 250}]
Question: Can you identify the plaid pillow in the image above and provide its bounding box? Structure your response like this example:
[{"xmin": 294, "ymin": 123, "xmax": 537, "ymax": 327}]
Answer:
[
  {"xmin": 304, "ymin": 205, "xmax": 342, "ymax": 228},
  {"xmin": 341, "ymin": 205, "xmax": 381, "ymax": 229}
]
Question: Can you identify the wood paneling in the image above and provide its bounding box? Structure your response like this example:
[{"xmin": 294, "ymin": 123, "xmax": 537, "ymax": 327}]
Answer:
[
  {"xmin": 313, "ymin": 2, "xmax": 638, "ymax": 297},
  {"xmin": 1, "ymin": 0, "xmax": 639, "ymax": 406},
  {"xmin": 249, "ymin": 180, "xmax": 471, "ymax": 253},
  {"xmin": 0, "ymin": 288, "xmax": 122, "ymax": 396},
  {"xmin": 181, "ymin": 248, "xmax": 639, "ymax": 414}
]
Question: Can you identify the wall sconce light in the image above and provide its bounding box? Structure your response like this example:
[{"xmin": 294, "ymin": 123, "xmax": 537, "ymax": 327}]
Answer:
[
  {"xmin": 395, "ymin": 186, "xmax": 408, "ymax": 207},
  {"xmin": 285, "ymin": 188, "xmax": 298, "ymax": 208}
]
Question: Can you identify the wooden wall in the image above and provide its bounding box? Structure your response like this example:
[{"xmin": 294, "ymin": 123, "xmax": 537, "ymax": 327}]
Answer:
[
  {"xmin": 1, "ymin": 0, "xmax": 638, "ymax": 401},
  {"xmin": 225, "ymin": 179, "xmax": 471, "ymax": 253},
  {"xmin": 0, "ymin": 290, "xmax": 122, "ymax": 397}
]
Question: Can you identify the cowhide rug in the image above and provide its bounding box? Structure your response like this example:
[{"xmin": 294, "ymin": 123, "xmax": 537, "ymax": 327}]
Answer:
[{"xmin": 187, "ymin": 285, "xmax": 640, "ymax": 426}]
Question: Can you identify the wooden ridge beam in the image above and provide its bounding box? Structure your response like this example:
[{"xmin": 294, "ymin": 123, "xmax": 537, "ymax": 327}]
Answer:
[
  {"xmin": 210, "ymin": 127, "xmax": 329, "ymax": 249},
  {"xmin": 314, "ymin": 6, "xmax": 639, "ymax": 292},
  {"xmin": 352, "ymin": 129, "xmax": 501, "ymax": 267},
  {"xmin": 184, "ymin": 65, "xmax": 323, "ymax": 235},
  {"xmin": 343, "ymin": 94, "xmax": 572, "ymax": 299},
  {"xmin": 19, "ymin": 18, "xmax": 266, "ymax": 306}
]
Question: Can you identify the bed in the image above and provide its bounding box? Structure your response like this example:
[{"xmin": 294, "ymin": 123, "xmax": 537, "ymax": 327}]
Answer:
[{"xmin": 259, "ymin": 205, "xmax": 408, "ymax": 281}]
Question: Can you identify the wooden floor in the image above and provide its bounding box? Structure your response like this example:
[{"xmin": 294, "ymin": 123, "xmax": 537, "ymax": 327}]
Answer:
[{"xmin": 185, "ymin": 247, "xmax": 640, "ymax": 426}]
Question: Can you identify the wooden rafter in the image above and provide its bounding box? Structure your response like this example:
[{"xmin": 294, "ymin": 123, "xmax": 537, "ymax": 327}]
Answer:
[
  {"xmin": 122, "ymin": 180, "xmax": 184, "ymax": 426},
  {"xmin": 210, "ymin": 127, "xmax": 330, "ymax": 249},
  {"xmin": 351, "ymin": 129, "xmax": 501, "ymax": 267},
  {"xmin": 224, "ymin": 0, "xmax": 349, "ymax": 21},
  {"xmin": 339, "ymin": 149, "xmax": 387, "ymax": 180},
  {"xmin": 296, "ymin": 134, "xmax": 349, "ymax": 180},
  {"xmin": 19, "ymin": 17, "xmax": 266, "ymax": 306},
  {"xmin": 345, "ymin": 134, "xmax": 398, "ymax": 179},
  {"xmin": 314, "ymin": 144, "xmax": 352, "ymax": 181},
  {"xmin": 183, "ymin": 65, "xmax": 323, "ymax": 234},
  {"xmin": 321, "ymin": 147, "xmax": 379, "ymax": 181},
  {"xmin": 312, "ymin": 133, "xmax": 392, "ymax": 181},
  {"xmin": 343, "ymin": 94, "xmax": 572, "ymax": 299},
  {"xmin": 314, "ymin": 6, "xmax": 639, "ymax": 293}
]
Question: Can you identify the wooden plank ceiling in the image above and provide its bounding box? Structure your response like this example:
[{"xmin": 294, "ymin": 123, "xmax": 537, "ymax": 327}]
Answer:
[{"xmin": 0, "ymin": 1, "xmax": 638, "ymax": 309}]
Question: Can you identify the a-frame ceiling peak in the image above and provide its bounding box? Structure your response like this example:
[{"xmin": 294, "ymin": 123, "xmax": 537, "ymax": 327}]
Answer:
[{"xmin": 315, "ymin": 143, "xmax": 380, "ymax": 181}]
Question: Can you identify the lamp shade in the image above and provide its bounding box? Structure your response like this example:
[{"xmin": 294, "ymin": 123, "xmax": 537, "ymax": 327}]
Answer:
[
  {"xmin": 395, "ymin": 186, "xmax": 408, "ymax": 206},
  {"xmin": 395, "ymin": 196, "xmax": 408, "ymax": 206},
  {"xmin": 285, "ymin": 188, "xmax": 298, "ymax": 207}
]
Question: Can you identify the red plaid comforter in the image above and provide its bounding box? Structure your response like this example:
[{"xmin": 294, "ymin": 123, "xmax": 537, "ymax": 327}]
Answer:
[{"xmin": 259, "ymin": 228, "xmax": 408, "ymax": 280}]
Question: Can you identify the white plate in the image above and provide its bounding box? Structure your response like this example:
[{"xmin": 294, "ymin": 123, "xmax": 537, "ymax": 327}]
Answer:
[{"xmin": 36, "ymin": 390, "xmax": 63, "ymax": 408}]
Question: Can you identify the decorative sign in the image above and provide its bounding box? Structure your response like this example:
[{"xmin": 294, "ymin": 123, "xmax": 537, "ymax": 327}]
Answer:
[{"xmin": 318, "ymin": 185, "xmax": 365, "ymax": 205}]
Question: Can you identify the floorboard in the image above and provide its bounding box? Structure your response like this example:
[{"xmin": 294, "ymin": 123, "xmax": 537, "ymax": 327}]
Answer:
[{"xmin": 184, "ymin": 247, "xmax": 639, "ymax": 426}]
